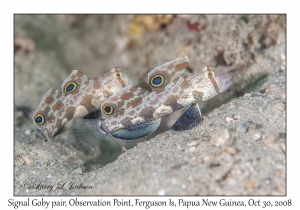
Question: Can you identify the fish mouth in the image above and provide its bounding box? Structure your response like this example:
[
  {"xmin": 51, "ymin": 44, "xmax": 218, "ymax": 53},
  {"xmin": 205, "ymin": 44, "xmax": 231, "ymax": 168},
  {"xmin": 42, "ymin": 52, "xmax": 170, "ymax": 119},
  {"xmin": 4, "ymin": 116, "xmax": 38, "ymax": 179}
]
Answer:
[{"xmin": 39, "ymin": 128, "xmax": 52, "ymax": 142}]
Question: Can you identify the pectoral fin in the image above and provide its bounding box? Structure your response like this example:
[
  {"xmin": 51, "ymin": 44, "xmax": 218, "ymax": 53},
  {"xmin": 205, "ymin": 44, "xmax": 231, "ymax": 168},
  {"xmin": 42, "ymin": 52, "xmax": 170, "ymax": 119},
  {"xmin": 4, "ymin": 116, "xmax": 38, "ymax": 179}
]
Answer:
[
  {"xmin": 70, "ymin": 118, "xmax": 106, "ymax": 143},
  {"xmin": 171, "ymin": 103, "xmax": 202, "ymax": 131}
]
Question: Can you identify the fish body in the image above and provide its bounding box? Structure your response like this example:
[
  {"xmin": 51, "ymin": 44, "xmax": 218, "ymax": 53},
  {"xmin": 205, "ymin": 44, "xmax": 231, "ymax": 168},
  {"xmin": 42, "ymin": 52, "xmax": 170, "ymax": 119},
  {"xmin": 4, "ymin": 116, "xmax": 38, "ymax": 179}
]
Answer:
[
  {"xmin": 101, "ymin": 66, "xmax": 231, "ymax": 133},
  {"xmin": 32, "ymin": 68, "xmax": 138, "ymax": 141},
  {"xmin": 73, "ymin": 64, "xmax": 232, "ymax": 141}
]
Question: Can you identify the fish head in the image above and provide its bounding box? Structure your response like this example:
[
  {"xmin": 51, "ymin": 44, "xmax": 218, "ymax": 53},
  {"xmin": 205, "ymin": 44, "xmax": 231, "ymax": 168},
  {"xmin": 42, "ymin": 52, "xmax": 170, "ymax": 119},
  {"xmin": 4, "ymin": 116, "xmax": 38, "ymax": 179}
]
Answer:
[
  {"xmin": 192, "ymin": 66, "xmax": 232, "ymax": 101},
  {"xmin": 32, "ymin": 88, "xmax": 67, "ymax": 141},
  {"xmin": 110, "ymin": 67, "xmax": 138, "ymax": 87}
]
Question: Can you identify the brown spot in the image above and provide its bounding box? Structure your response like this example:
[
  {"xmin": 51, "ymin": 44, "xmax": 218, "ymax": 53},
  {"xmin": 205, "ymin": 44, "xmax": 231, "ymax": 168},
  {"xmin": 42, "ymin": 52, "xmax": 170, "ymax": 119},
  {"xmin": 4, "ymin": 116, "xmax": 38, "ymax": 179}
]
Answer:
[
  {"xmin": 76, "ymin": 71, "xmax": 83, "ymax": 77},
  {"xmin": 48, "ymin": 115, "xmax": 55, "ymax": 123},
  {"xmin": 128, "ymin": 110, "xmax": 136, "ymax": 116},
  {"xmin": 80, "ymin": 95, "xmax": 96, "ymax": 111},
  {"xmin": 169, "ymin": 72, "xmax": 175, "ymax": 78},
  {"xmin": 127, "ymin": 98, "xmax": 142, "ymax": 108},
  {"xmin": 69, "ymin": 100, "xmax": 74, "ymax": 105},
  {"xmin": 167, "ymin": 63, "xmax": 174, "ymax": 69},
  {"xmin": 173, "ymin": 77, "xmax": 180, "ymax": 84},
  {"xmin": 104, "ymin": 79, "xmax": 112, "ymax": 85},
  {"xmin": 85, "ymin": 80, "xmax": 90, "ymax": 85},
  {"xmin": 57, "ymin": 91, "xmax": 62, "ymax": 98},
  {"xmin": 73, "ymin": 95, "xmax": 78, "ymax": 101},
  {"xmin": 163, "ymin": 95, "xmax": 182, "ymax": 111},
  {"xmin": 120, "ymin": 92, "xmax": 134, "ymax": 100},
  {"xmin": 115, "ymin": 109, "xmax": 125, "ymax": 118},
  {"xmin": 110, "ymin": 120, "xmax": 117, "ymax": 126},
  {"xmin": 53, "ymin": 101, "xmax": 63, "ymax": 111},
  {"xmin": 175, "ymin": 62, "xmax": 187, "ymax": 71},
  {"xmin": 120, "ymin": 117, "xmax": 133, "ymax": 127},
  {"xmin": 45, "ymin": 95, "xmax": 54, "ymax": 104},
  {"xmin": 139, "ymin": 106, "xmax": 155, "ymax": 121},
  {"xmin": 43, "ymin": 107, "xmax": 50, "ymax": 114},
  {"xmin": 172, "ymin": 87, "xmax": 178, "ymax": 93},
  {"xmin": 65, "ymin": 107, "xmax": 76, "ymax": 121},
  {"xmin": 129, "ymin": 86, "xmax": 138, "ymax": 91},
  {"xmin": 109, "ymin": 96, "xmax": 118, "ymax": 101},
  {"xmin": 180, "ymin": 80, "xmax": 190, "ymax": 90},
  {"xmin": 50, "ymin": 89, "xmax": 56, "ymax": 95},
  {"xmin": 58, "ymin": 110, "xmax": 63, "ymax": 117},
  {"xmin": 149, "ymin": 98, "xmax": 159, "ymax": 106},
  {"xmin": 93, "ymin": 81, "xmax": 101, "ymax": 89},
  {"xmin": 198, "ymin": 77, "xmax": 204, "ymax": 83}
]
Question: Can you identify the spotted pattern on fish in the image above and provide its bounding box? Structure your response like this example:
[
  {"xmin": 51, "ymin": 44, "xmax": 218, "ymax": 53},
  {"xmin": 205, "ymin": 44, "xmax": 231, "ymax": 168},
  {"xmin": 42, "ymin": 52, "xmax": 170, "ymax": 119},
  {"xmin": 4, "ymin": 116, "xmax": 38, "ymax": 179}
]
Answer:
[
  {"xmin": 32, "ymin": 68, "xmax": 138, "ymax": 141},
  {"xmin": 98, "ymin": 64, "xmax": 232, "ymax": 136}
]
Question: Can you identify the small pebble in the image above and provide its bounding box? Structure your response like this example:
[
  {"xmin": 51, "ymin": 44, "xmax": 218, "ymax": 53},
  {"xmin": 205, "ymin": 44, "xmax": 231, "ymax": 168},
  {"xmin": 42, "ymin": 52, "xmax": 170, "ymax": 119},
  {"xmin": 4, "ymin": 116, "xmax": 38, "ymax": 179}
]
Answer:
[
  {"xmin": 225, "ymin": 116, "xmax": 234, "ymax": 123},
  {"xmin": 203, "ymin": 156, "xmax": 214, "ymax": 165},
  {"xmin": 263, "ymin": 133, "xmax": 280, "ymax": 148},
  {"xmin": 189, "ymin": 147, "xmax": 196, "ymax": 153},
  {"xmin": 245, "ymin": 181, "xmax": 255, "ymax": 190},
  {"xmin": 202, "ymin": 116, "xmax": 210, "ymax": 123},
  {"xmin": 74, "ymin": 168, "xmax": 82, "ymax": 174},
  {"xmin": 158, "ymin": 189, "xmax": 166, "ymax": 195},
  {"xmin": 228, "ymin": 178, "xmax": 237, "ymax": 186},
  {"xmin": 273, "ymin": 102, "xmax": 285, "ymax": 111},
  {"xmin": 24, "ymin": 155, "xmax": 33, "ymax": 164},
  {"xmin": 187, "ymin": 140, "xmax": 199, "ymax": 147},
  {"xmin": 210, "ymin": 128, "xmax": 230, "ymax": 147},
  {"xmin": 24, "ymin": 130, "xmax": 31, "ymax": 135},
  {"xmin": 253, "ymin": 132, "xmax": 262, "ymax": 141}
]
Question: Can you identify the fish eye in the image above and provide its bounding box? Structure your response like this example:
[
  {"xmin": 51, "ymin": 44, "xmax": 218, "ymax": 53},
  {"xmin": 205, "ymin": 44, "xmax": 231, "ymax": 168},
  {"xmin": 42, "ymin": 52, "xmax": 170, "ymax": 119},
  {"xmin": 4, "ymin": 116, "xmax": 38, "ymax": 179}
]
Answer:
[
  {"xmin": 34, "ymin": 113, "xmax": 45, "ymax": 125},
  {"xmin": 116, "ymin": 73, "xmax": 121, "ymax": 78},
  {"xmin": 102, "ymin": 104, "xmax": 114, "ymax": 115},
  {"xmin": 207, "ymin": 71, "xmax": 214, "ymax": 78},
  {"xmin": 64, "ymin": 82, "xmax": 77, "ymax": 93},
  {"xmin": 150, "ymin": 74, "xmax": 165, "ymax": 88}
]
